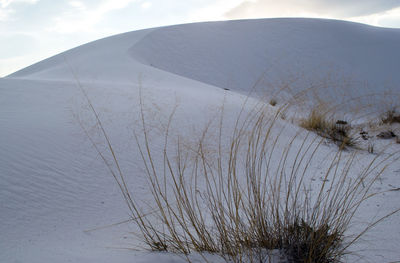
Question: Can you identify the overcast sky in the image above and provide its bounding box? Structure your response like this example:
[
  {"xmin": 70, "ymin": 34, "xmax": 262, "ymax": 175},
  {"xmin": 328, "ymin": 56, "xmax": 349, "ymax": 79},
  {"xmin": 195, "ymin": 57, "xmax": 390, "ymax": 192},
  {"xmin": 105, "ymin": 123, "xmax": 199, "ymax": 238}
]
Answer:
[{"xmin": 1, "ymin": 0, "xmax": 400, "ymax": 77}]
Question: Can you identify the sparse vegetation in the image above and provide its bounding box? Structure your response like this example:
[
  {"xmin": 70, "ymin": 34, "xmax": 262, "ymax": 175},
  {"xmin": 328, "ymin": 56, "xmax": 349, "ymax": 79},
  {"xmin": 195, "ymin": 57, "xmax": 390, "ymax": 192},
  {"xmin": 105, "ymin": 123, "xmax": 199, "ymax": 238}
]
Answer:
[
  {"xmin": 76, "ymin": 77, "xmax": 400, "ymax": 262},
  {"xmin": 377, "ymin": 130, "xmax": 396, "ymax": 139},
  {"xmin": 300, "ymin": 108, "xmax": 357, "ymax": 148},
  {"xmin": 120, "ymin": 101, "xmax": 397, "ymax": 263},
  {"xmin": 381, "ymin": 107, "xmax": 400, "ymax": 124},
  {"xmin": 284, "ymin": 219, "xmax": 341, "ymax": 263}
]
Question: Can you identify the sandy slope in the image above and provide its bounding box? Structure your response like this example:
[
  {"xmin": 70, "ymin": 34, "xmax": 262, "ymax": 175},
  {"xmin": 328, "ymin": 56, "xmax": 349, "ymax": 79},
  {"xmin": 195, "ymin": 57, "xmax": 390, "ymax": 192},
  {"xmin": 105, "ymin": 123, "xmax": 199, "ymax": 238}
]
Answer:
[
  {"xmin": 11, "ymin": 18, "xmax": 400, "ymax": 98},
  {"xmin": 1, "ymin": 18, "xmax": 400, "ymax": 262},
  {"xmin": 131, "ymin": 19, "xmax": 400, "ymax": 95}
]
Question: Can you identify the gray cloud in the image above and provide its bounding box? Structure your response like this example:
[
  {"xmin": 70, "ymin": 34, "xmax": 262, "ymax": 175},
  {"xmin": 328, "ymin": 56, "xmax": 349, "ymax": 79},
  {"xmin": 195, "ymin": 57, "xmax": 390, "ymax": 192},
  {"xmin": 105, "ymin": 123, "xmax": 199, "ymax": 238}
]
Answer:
[{"xmin": 225, "ymin": 0, "xmax": 400, "ymax": 19}]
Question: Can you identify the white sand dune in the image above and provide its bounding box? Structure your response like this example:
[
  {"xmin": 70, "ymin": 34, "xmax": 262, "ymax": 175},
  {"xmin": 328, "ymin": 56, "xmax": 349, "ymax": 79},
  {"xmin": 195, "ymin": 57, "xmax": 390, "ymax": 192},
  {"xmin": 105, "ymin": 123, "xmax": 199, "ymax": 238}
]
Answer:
[{"xmin": 1, "ymin": 18, "xmax": 400, "ymax": 262}]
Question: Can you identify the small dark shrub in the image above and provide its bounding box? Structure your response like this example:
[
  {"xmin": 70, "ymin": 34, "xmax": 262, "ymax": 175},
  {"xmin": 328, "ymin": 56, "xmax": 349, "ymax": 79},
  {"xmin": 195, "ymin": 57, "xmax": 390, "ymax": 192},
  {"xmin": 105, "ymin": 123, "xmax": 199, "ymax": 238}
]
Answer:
[
  {"xmin": 269, "ymin": 99, "xmax": 277, "ymax": 106},
  {"xmin": 360, "ymin": 130, "xmax": 368, "ymax": 140},
  {"xmin": 377, "ymin": 130, "xmax": 396, "ymax": 139},
  {"xmin": 381, "ymin": 108, "xmax": 400, "ymax": 124},
  {"xmin": 284, "ymin": 219, "xmax": 341, "ymax": 263}
]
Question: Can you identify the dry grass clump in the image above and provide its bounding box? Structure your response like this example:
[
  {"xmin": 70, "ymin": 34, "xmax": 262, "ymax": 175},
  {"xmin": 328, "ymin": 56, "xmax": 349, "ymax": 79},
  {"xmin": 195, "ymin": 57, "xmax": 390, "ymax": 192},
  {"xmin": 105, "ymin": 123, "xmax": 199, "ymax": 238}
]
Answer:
[
  {"xmin": 300, "ymin": 108, "xmax": 357, "ymax": 148},
  {"xmin": 76, "ymin": 80, "xmax": 399, "ymax": 262},
  {"xmin": 106, "ymin": 98, "xmax": 398, "ymax": 263},
  {"xmin": 381, "ymin": 107, "xmax": 400, "ymax": 124},
  {"xmin": 284, "ymin": 219, "xmax": 341, "ymax": 263}
]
